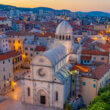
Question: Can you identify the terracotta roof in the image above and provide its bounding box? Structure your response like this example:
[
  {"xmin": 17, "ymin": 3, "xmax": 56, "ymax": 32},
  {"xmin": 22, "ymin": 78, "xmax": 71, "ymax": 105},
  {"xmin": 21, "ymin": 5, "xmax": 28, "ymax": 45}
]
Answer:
[
  {"xmin": 0, "ymin": 17, "xmax": 6, "ymax": 20},
  {"xmin": 34, "ymin": 46, "xmax": 46, "ymax": 52},
  {"xmin": 71, "ymin": 63, "xmax": 110, "ymax": 80},
  {"xmin": 71, "ymin": 64, "xmax": 91, "ymax": 73},
  {"xmin": 101, "ymin": 44, "xmax": 110, "ymax": 52},
  {"xmin": 90, "ymin": 63, "xmax": 110, "ymax": 80},
  {"xmin": 34, "ymin": 32, "xmax": 55, "ymax": 38},
  {"xmin": 81, "ymin": 56, "xmax": 92, "ymax": 61},
  {"xmin": 82, "ymin": 50, "xmax": 109, "ymax": 56},
  {"xmin": 0, "ymin": 51, "xmax": 21, "ymax": 61},
  {"xmin": 6, "ymin": 31, "xmax": 33, "ymax": 36}
]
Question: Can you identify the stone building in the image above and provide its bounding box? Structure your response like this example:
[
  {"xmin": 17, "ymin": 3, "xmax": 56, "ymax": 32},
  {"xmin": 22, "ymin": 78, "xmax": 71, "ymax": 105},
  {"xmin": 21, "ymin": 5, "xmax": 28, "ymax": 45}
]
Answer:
[{"xmin": 22, "ymin": 20, "xmax": 78, "ymax": 109}]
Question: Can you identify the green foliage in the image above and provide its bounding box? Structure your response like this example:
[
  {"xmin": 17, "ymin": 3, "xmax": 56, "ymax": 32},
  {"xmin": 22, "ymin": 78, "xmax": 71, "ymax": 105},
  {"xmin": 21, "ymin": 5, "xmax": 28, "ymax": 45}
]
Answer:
[
  {"xmin": 65, "ymin": 100, "xmax": 73, "ymax": 110},
  {"xmin": 87, "ymin": 84, "xmax": 110, "ymax": 110},
  {"xmin": 98, "ymin": 84, "xmax": 110, "ymax": 95},
  {"xmin": 88, "ymin": 101, "xmax": 107, "ymax": 110}
]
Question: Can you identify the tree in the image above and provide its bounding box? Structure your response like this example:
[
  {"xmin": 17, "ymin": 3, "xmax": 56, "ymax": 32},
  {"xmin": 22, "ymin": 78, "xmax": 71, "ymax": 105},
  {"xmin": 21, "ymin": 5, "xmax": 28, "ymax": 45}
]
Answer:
[{"xmin": 87, "ymin": 84, "xmax": 110, "ymax": 110}]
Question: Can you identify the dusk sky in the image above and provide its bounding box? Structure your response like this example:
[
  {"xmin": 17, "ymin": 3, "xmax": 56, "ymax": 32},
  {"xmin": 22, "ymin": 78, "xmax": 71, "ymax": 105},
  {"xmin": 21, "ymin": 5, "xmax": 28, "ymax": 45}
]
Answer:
[{"xmin": 0, "ymin": 0, "xmax": 110, "ymax": 12}]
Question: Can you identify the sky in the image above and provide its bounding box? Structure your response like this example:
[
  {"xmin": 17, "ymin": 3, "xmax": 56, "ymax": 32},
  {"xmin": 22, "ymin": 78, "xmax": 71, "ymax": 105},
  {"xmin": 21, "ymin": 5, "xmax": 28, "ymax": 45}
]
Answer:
[{"xmin": 0, "ymin": 0, "xmax": 110, "ymax": 12}]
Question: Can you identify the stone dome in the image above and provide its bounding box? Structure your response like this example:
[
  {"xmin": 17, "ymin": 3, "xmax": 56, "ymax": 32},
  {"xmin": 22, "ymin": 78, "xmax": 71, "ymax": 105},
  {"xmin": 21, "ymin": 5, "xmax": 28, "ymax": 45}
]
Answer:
[{"xmin": 56, "ymin": 20, "xmax": 73, "ymax": 36}]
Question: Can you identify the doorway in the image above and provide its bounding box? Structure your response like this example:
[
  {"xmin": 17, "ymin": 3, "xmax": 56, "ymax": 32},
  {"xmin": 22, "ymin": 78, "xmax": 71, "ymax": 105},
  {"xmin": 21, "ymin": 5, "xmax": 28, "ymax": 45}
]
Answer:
[{"xmin": 40, "ymin": 96, "xmax": 46, "ymax": 104}]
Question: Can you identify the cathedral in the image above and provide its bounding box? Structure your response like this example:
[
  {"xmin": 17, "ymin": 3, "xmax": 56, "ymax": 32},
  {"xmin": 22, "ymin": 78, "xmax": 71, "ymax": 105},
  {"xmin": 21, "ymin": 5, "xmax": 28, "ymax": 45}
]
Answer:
[{"xmin": 22, "ymin": 20, "xmax": 77, "ymax": 109}]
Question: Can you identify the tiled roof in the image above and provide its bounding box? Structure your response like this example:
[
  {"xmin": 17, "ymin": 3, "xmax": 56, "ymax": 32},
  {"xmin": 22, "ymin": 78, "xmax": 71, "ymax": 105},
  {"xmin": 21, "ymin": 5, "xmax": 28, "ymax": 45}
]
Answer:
[
  {"xmin": 71, "ymin": 64, "xmax": 91, "ymax": 73},
  {"xmin": 90, "ymin": 63, "xmax": 110, "ymax": 80},
  {"xmin": 81, "ymin": 56, "xmax": 92, "ymax": 61},
  {"xmin": 34, "ymin": 32, "xmax": 55, "ymax": 38},
  {"xmin": 34, "ymin": 46, "xmax": 46, "ymax": 52},
  {"xmin": 101, "ymin": 44, "xmax": 110, "ymax": 52},
  {"xmin": 0, "ymin": 51, "xmax": 21, "ymax": 61},
  {"xmin": 0, "ymin": 17, "xmax": 6, "ymax": 20},
  {"xmin": 71, "ymin": 63, "xmax": 110, "ymax": 80},
  {"xmin": 6, "ymin": 31, "xmax": 33, "ymax": 36},
  {"xmin": 82, "ymin": 50, "xmax": 109, "ymax": 56}
]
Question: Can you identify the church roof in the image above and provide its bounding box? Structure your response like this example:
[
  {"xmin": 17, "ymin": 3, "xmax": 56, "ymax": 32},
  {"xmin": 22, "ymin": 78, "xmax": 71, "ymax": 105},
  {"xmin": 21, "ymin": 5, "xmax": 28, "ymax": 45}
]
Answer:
[
  {"xmin": 43, "ymin": 44, "xmax": 67, "ymax": 67},
  {"xmin": 56, "ymin": 20, "xmax": 73, "ymax": 35},
  {"xmin": 54, "ymin": 64, "xmax": 72, "ymax": 84}
]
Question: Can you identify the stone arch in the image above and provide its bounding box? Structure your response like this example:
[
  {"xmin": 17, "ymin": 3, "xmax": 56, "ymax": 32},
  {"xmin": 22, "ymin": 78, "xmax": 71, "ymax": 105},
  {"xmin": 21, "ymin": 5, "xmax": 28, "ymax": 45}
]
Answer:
[{"xmin": 36, "ymin": 89, "xmax": 49, "ymax": 106}]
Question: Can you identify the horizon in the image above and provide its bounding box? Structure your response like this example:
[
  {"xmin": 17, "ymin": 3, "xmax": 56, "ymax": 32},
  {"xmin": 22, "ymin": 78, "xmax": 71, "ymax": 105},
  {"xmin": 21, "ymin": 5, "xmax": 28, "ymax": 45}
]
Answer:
[
  {"xmin": 0, "ymin": 3, "xmax": 110, "ymax": 13},
  {"xmin": 0, "ymin": 0, "xmax": 110, "ymax": 12}
]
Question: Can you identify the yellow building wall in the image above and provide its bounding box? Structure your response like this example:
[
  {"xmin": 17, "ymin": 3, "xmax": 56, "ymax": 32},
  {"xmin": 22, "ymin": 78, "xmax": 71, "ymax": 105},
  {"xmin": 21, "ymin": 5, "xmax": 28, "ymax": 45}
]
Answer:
[{"xmin": 80, "ymin": 77, "xmax": 98, "ymax": 105}]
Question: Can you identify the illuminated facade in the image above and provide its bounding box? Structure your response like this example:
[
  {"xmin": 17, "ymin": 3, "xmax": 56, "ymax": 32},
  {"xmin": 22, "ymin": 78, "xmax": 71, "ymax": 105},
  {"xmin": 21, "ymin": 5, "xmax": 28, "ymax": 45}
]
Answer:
[
  {"xmin": 106, "ymin": 25, "xmax": 110, "ymax": 33},
  {"xmin": 0, "ymin": 34, "xmax": 10, "ymax": 53},
  {"xmin": 22, "ymin": 21, "xmax": 77, "ymax": 109}
]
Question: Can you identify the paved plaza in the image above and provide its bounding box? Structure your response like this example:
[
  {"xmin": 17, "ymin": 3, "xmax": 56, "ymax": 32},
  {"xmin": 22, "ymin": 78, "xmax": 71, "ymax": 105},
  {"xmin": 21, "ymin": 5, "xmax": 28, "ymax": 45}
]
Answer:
[
  {"xmin": 0, "ymin": 97, "xmax": 60, "ymax": 110},
  {"xmin": 0, "ymin": 80, "xmax": 60, "ymax": 110}
]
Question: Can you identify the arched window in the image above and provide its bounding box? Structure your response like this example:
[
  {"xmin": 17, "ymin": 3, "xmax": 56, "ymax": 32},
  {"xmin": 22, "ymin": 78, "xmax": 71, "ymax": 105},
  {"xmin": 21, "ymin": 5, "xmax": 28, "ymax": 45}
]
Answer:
[
  {"xmin": 63, "ymin": 36, "xmax": 65, "ymax": 40},
  {"xmin": 55, "ymin": 92, "xmax": 58, "ymax": 101},
  {"xmin": 66, "ymin": 36, "xmax": 68, "ymax": 40},
  {"xmin": 59, "ymin": 35, "xmax": 61, "ymax": 40},
  {"xmin": 27, "ymin": 87, "xmax": 30, "ymax": 96},
  {"xmin": 69, "ymin": 36, "xmax": 71, "ymax": 40}
]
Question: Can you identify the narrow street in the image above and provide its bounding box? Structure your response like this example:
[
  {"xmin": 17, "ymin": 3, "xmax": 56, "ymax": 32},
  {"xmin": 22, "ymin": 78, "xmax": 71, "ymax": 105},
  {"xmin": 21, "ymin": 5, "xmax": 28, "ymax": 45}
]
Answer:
[{"xmin": 5, "ymin": 80, "xmax": 23, "ymax": 101}]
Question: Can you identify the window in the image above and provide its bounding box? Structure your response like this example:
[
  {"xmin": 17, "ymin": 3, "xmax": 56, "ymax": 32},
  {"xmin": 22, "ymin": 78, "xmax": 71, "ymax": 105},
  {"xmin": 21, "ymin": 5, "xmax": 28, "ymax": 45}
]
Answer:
[
  {"xmin": 9, "ymin": 73, "xmax": 11, "ymax": 78},
  {"xmin": 69, "ymin": 36, "xmax": 71, "ymax": 40},
  {"xmin": 59, "ymin": 36, "xmax": 61, "ymax": 40},
  {"xmin": 3, "ymin": 68, "xmax": 5, "ymax": 72},
  {"xmin": 3, "ymin": 61, "xmax": 5, "ymax": 64},
  {"xmin": 27, "ymin": 87, "xmax": 30, "ymax": 96},
  {"xmin": 25, "ymin": 53, "xmax": 28, "ymax": 56},
  {"xmin": 36, "ymin": 52, "xmax": 39, "ymax": 54},
  {"xmin": 8, "ymin": 59, "xmax": 10, "ymax": 63},
  {"xmin": 93, "ymin": 57, "xmax": 96, "ymax": 60},
  {"xmin": 19, "ymin": 47, "xmax": 21, "ymax": 50},
  {"xmin": 83, "ymin": 82, "xmax": 86, "ymax": 86},
  {"xmin": 8, "ymin": 40, "xmax": 11, "ymax": 43},
  {"xmin": 101, "ymin": 57, "xmax": 104, "ymax": 60},
  {"xmin": 25, "ymin": 47, "xmax": 28, "ymax": 50},
  {"xmin": 87, "ymin": 60, "xmax": 89, "ymax": 63},
  {"xmin": 55, "ymin": 92, "xmax": 58, "ymax": 101},
  {"xmin": 63, "ymin": 36, "xmax": 65, "ymax": 40},
  {"xmin": 30, "ymin": 54, "xmax": 33, "ymax": 57},
  {"xmin": 4, "ymin": 75, "xmax": 6, "ymax": 80},
  {"xmin": 30, "ymin": 48, "xmax": 33, "ymax": 51},
  {"xmin": 93, "ymin": 84, "xmax": 96, "ymax": 88}
]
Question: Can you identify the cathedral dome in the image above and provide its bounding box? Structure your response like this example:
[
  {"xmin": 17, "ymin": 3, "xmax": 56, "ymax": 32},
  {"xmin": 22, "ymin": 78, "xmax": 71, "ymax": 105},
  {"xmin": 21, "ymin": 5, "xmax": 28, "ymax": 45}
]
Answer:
[{"xmin": 56, "ymin": 20, "xmax": 73, "ymax": 36}]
